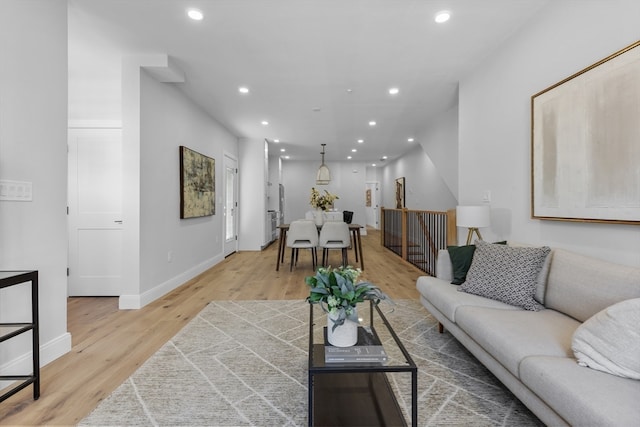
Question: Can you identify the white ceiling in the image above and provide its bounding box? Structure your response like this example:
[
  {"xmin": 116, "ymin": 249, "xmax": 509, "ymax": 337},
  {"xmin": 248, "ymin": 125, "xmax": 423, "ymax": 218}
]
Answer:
[{"xmin": 68, "ymin": 0, "xmax": 549, "ymax": 163}]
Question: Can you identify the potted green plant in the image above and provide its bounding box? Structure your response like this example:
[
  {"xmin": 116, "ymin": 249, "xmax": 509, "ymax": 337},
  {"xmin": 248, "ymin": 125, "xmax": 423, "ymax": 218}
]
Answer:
[{"xmin": 306, "ymin": 266, "xmax": 390, "ymax": 347}]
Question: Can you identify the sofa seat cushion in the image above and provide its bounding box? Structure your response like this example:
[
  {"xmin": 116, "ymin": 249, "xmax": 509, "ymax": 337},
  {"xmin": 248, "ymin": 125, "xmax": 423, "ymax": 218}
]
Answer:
[
  {"xmin": 455, "ymin": 306, "xmax": 580, "ymax": 377},
  {"xmin": 416, "ymin": 276, "xmax": 519, "ymax": 323},
  {"xmin": 520, "ymin": 356, "xmax": 640, "ymax": 427}
]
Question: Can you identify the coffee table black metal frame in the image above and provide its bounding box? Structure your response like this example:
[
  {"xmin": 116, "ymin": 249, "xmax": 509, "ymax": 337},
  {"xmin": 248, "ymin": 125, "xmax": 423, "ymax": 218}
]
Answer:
[{"xmin": 307, "ymin": 300, "xmax": 417, "ymax": 426}]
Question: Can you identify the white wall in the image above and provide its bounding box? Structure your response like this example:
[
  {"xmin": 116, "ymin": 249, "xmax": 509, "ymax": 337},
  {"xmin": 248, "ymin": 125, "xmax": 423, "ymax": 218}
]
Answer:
[
  {"xmin": 138, "ymin": 70, "xmax": 237, "ymax": 295},
  {"xmin": 0, "ymin": 0, "xmax": 71, "ymax": 375},
  {"xmin": 282, "ymin": 160, "xmax": 368, "ymax": 234},
  {"xmin": 238, "ymin": 138, "xmax": 267, "ymax": 250},
  {"xmin": 381, "ymin": 144, "xmax": 458, "ymax": 212},
  {"xmin": 459, "ymin": 0, "xmax": 640, "ymax": 264},
  {"xmin": 120, "ymin": 54, "xmax": 238, "ymax": 308},
  {"xmin": 419, "ymin": 105, "xmax": 459, "ymax": 200}
]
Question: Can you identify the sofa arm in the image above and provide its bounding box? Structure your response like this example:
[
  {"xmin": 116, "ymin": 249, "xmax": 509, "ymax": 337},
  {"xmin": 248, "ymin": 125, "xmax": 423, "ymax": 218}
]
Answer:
[{"xmin": 436, "ymin": 249, "xmax": 453, "ymax": 281}]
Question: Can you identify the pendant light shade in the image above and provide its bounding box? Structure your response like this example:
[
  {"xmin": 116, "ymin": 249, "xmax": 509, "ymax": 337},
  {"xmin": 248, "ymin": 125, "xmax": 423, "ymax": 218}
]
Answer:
[{"xmin": 316, "ymin": 144, "xmax": 331, "ymax": 185}]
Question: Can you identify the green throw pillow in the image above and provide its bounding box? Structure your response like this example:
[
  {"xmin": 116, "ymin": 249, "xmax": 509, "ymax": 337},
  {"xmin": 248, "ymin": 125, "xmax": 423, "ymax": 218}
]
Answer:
[
  {"xmin": 447, "ymin": 245, "xmax": 476, "ymax": 285},
  {"xmin": 447, "ymin": 241, "xmax": 507, "ymax": 285}
]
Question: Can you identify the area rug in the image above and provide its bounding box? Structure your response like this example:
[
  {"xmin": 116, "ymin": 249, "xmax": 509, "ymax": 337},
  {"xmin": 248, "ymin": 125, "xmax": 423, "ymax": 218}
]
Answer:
[{"xmin": 79, "ymin": 299, "xmax": 542, "ymax": 426}]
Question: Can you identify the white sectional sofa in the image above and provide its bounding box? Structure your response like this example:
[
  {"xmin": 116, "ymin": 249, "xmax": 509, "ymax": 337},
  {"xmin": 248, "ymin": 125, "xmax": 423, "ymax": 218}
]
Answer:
[{"xmin": 416, "ymin": 241, "xmax": 640, "ymax": 426}]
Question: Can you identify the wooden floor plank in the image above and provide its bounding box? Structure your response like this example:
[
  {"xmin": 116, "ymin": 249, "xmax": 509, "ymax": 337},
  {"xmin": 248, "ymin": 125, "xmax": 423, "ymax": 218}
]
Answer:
[{"xmin": 0, "ymin": 228, "xmax": 425, "ymax": 425}]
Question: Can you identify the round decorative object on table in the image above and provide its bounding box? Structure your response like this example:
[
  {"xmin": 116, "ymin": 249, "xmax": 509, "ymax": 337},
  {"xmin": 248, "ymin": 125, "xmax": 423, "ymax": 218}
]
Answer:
[{"xmin": 327, "ymin": 311, "xmax": 358, "ymax": 347}]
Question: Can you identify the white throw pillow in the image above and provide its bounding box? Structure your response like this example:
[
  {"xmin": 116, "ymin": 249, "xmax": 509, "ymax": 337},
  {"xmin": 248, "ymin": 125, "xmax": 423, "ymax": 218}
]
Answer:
[{"xmin": 572, "ymin": 298, "xmax": 640, "ymax": 379}]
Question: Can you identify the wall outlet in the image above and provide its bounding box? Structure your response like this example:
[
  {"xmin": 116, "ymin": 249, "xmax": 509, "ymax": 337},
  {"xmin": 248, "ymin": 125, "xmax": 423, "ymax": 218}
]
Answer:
[{"xmin": 482, "ymin": 190, "xmax": 491, "ymax": 203}]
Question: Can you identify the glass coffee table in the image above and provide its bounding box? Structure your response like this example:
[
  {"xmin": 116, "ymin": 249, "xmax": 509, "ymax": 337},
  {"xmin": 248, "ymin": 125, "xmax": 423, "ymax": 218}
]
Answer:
[{"xmin": 307, "ymin": 300, "xmax": 417, "ymax": 426}]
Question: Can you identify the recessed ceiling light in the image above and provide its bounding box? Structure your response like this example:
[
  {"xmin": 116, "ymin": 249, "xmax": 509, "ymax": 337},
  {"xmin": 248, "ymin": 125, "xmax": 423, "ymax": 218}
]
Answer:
[
  {"xmin": 187, "ymin": 8, "xmax": 204, "ymax": 21},
  {"xmin": 280, "ymin": 148, "xmax": 285, "ymax": 152},
  {"xmin": 312, "ymin": 107, "xmax": 322, "ymax": 112},
  {"xmin": 372, "ymin": 163, "xmax": 377, "ymax": 167},
  {"xmin": 346, "ymin": 89, "xmax": 353, "ymax": 93},
  {"xmin": 284, "ymin": 155, "xmax": 290, "ymax": 159},
  {"xmin": 351, "ymin": 149, "xmax": 357, "ymax": 152},
  {"xmin": 408, "ymin": 138, "xmax": 415, "ymax": 142},
  {"xmin": 273, "ymin": 139, "xmax": 280, "ymax": 143},
  {"xmin": 388, "ymin": 87, "xmax": 399, "ymax": 95},
  {"xmin": 238, "ymin": 86, "xmax": 249, "ymax": 94},
  {"xmin": 435, "ymin": 10, "xmax": 450, "ymax": 23},
  {"xmin": 357, "ymin": 139, "xmax": 364, "ymax": 143},
  {"xmin": 369, "ymin": 121, "xmax": 376, "ymax": 126},
  {"xmin": 382, "ymin": 156, "xmax": 388, "ymax": 160},
  {"xmin": 261, "ymin": 120, "xmax": 269, "ymax": 125},
  {"xmin": 347, "ymin": 156, "xmax": 352, "ymax": 160}
]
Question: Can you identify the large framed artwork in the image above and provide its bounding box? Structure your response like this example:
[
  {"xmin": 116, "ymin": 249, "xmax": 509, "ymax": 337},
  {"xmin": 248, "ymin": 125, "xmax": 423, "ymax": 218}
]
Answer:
[
  {"xmin": 531, "ymin": 40, "xmax": 640, "ymax": 224},
  {"xmin": 395, "ymin": 177, "xmax": 405, "ymax": 209},
  {"xmin": 179, "ymin": 146, "xmax": 215, "ymax": 219}
]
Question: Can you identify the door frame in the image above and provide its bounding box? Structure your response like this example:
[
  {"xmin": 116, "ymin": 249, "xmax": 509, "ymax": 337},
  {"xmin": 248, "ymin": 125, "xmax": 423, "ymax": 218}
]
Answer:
[{"xmin": 223, "ymin": 152, "xmax": 239, "ymax": 257}]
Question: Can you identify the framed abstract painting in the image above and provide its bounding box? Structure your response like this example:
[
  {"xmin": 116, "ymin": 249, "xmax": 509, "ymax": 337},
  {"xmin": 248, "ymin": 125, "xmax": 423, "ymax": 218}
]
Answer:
[
  {"xmin": 179, "ymin": 146, "xmax": 215, "ymax": 218},
  {"xmin": 531, "ymin": 41, "xmax": 640, "ymax": 224}
]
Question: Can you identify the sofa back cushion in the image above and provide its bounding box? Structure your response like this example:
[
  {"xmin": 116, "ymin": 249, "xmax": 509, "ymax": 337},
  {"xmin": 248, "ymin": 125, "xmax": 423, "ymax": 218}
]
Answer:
[
  {"xmin": 545, "ymin": 249, "xmax": 640, "ymax": 322},
  {"xmin": 436, "ymin": 249, "xmax": 453, "ymax": 282}
]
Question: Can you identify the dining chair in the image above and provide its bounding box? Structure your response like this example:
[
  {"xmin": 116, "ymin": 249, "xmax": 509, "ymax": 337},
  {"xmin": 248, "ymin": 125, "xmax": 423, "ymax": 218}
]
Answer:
[
  {"xmin": 286, "ymin": 220, "xmax": 319, "ymax": 271},
  {"xmin": 318, "ymin": 221, "xmax": 351, "ymax": 267}
]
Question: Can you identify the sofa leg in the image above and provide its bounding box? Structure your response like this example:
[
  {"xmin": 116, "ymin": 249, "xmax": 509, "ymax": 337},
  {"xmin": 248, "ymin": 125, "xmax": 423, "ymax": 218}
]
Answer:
[{"xmin": 438, "ymin": 322, "xmax": 444, "ymax": 334}]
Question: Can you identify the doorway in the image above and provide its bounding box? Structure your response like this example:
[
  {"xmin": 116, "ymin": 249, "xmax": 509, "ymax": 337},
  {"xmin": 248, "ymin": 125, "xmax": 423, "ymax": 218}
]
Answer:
[
  {"xmin": 223, "ymin": 154, "xmax": 238, "ymax": 257},
  {"xmin": 365, "ymin": 181, "xmax": 379, "ymax": 229},
  {"xmin": 68, "ymin": 127, "xmax": 123, "ymax": 296}
]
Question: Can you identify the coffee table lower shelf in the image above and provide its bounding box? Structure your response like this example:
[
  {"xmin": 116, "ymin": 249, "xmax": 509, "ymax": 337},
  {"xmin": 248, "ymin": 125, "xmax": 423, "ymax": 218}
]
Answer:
[{"xmin": 310, "ymin": 371, "xmax": 407, "ymax": 427}]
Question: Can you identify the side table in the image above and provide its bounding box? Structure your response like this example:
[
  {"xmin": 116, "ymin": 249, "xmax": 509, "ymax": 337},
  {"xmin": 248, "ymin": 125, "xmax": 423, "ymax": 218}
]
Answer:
[{"xmin": 0, "ymin": 270, "xmax": 39, "ymax": 402}]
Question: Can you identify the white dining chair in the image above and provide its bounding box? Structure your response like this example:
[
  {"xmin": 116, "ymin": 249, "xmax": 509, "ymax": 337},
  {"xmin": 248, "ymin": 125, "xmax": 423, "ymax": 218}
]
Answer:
[
  {"xmin": 318, "ymin": 221, "xmax": 351, "ymax": 267},
  {"xmin": 286, "ymin": 220, "xmax": 319, "ymax": 271}
]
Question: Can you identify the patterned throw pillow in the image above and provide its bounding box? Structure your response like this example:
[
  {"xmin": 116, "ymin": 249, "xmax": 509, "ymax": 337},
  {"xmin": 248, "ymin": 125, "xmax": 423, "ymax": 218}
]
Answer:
[
  {"xmin": 459, "ymin": 240, "xmax": 551, "ymax": 311},
  {"xmin": 447, "ymin": 241, "xmax": 508, "ymax": 285}
]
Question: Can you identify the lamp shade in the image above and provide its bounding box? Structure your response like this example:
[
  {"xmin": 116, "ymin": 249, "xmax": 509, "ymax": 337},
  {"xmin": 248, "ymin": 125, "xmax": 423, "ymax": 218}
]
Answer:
[
  {"xmin": 456, "ymin": 205, "xmax": 491, "ymax": 228},
  {"xmin": 316, "ymin": 164, "xmax": 331, "ymax": 185},
  {"xmin": 316, "ymin": 143, "xmax": 331, "ymax": 185}
]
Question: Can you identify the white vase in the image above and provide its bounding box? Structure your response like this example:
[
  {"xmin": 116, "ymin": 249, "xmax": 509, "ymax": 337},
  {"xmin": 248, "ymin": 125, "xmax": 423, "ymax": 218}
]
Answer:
[
  {"xmin": 327, "ymin": 311, "xmax": 358, "ymax": 347},
  {"xmin": 314, "ymin": 209, "xmax": 324, "ymax": 227}
]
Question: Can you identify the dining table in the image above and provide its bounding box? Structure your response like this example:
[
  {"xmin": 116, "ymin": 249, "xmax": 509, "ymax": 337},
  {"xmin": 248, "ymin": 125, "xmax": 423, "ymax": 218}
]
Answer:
[{"xmin": 275, "ymin": 223, "xmax": 365, "ymax": 271}]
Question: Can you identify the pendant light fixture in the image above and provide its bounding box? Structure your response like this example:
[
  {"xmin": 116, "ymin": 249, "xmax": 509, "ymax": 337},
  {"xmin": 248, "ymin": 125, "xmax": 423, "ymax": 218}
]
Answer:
[{"xmin": 316, "ymin": 144, "xmax": 331, "ymax": 185}]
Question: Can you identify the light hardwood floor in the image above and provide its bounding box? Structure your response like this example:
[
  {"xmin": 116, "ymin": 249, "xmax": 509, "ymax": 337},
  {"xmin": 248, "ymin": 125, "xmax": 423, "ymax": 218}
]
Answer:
[{"xmin": 0, "ymin": 228, "xmax": 424, "ymax": 425}]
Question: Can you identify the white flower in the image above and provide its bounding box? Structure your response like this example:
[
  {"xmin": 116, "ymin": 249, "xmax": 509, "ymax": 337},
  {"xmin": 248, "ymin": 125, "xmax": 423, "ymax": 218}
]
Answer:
[{"xmin": 327, "ymin": 295, "xmax": 338, "ymax": 307}]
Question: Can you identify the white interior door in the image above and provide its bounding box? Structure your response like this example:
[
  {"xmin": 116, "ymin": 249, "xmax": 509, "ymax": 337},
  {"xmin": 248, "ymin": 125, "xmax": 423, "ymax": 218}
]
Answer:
[
  {"xmin": 224, "ymin": 154, "xmax": 238, "ymax": 257},
  {"xmin": 365, "ymin": 181, "xmax": 379, "ymax": 229},
  {"xmin": 68, "ymin": 128, "xmax": 123, "ymax": 296}
]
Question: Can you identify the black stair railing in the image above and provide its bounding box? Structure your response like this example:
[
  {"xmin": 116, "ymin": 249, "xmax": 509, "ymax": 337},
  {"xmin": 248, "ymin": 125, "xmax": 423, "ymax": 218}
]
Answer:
[{"xmin": 381, "ymin": 208, "xmax": 456, "ymax": 275}]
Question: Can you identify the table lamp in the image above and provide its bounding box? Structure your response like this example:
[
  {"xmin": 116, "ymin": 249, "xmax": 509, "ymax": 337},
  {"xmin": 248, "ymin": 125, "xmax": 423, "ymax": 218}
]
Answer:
[{"xmin": 456, "ymin": 205, "xmax": 491, "ymax": 245}]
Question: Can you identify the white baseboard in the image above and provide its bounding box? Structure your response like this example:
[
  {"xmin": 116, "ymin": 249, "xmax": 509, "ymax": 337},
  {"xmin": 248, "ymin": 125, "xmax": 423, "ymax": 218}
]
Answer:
[
  {"xmin": 118, "ymin": 255, "xmax": 224, "ymax": 310},
  {"xmin": 0, "ymin": 332, "xmax": 72, "ymax": 390}
]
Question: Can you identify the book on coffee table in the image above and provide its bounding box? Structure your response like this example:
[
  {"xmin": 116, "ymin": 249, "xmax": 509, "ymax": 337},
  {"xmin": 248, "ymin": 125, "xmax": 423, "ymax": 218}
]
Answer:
[
  {"xmin": 325, "ymin": 345, "xmax": 387, "ymax": 363},
  {"xmin": 324, "ymin": 326, "xmax": 387, "ymax": 363}
]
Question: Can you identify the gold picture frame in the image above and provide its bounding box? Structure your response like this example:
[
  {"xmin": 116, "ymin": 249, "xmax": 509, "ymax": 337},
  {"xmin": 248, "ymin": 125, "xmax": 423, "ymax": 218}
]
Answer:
[
  {"xmin": 531, "ymin": 40, "xmax": 640, "ymax": 224},
  {"xmin": 179, "ymin": 146, "xmax": 215, "ymax": 218}
]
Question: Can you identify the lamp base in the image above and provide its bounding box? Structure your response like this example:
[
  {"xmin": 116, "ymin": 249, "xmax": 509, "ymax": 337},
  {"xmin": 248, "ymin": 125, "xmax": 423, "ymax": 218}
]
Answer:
[{"xmin": 466, "ymin": 228, "xmax": 483, "ymax": 245}]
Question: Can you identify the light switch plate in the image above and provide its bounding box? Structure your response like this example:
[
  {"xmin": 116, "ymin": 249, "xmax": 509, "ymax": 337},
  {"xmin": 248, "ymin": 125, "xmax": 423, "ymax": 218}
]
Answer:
[{"xmin": 0, "ymin": 180, "xmax": 33, "ymax": 201}]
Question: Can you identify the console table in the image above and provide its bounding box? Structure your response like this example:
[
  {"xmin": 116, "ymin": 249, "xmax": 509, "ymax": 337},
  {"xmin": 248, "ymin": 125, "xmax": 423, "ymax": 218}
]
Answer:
[{"xmin": 0, "ymin": 270, "xmax": 39, "ymax": 402}]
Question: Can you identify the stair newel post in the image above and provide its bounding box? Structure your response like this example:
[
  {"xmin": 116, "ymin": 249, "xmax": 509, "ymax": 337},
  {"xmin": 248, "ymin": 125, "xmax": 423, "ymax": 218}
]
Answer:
[{"xmin": 401, "ymin": 208, "xmax": 408, "ymax": 261}]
